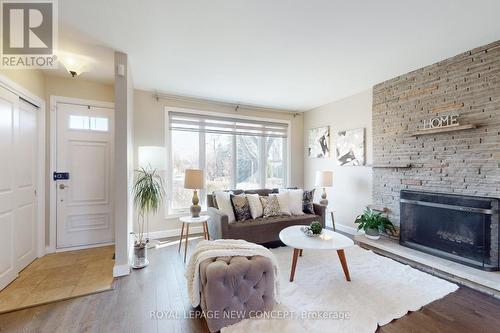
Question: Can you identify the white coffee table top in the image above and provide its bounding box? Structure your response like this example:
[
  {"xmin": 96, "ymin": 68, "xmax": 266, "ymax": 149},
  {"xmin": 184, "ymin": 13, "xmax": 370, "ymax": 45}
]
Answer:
[
  {"xmin": 179, "ymin": 215, "xmax": 210, "ymax": 223},
  {"xmin": 279, "ymin": 225, "xmax": 354, "ymax": 250}
]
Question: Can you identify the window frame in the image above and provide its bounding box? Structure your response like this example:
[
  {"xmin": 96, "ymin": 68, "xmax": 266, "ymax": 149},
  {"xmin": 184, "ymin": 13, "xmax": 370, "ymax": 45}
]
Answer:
[{"xmin": 164, "ymin": 107, "xmax": 291, "ymax": 217}]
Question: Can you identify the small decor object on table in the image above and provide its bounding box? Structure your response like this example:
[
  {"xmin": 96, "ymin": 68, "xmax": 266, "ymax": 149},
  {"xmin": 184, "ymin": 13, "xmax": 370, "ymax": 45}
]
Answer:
[
  {"xmin": 301, "ymin": 221, "xmax": 323, "ymax": 237},
  {"xmin": 184, "ymin": 169, "xmax": 205, "ymax": 218},
  {"xmin": 354, "ymin": 207, "xmax": 396, "ymax": 240},
  {"xmin": 132, "ymin": 167, "xmax": 165, "ymax": 268},
  {"xmin": 179, "ymin": 215, "xmax": 210, "ymax": 263}
]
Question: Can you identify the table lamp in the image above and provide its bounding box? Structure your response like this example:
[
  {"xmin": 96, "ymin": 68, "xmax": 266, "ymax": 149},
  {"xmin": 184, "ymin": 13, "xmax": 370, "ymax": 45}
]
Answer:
[
  {"xmin": 315, "ymin": 170, "xmax": 333, "ymax": 206},
  {"xmin": 184, "ymin": 169, "xmax": 205, "ymax": 217}
]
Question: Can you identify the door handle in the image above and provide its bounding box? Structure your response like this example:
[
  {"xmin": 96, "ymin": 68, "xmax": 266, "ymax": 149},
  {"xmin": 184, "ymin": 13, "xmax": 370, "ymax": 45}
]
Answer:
[{"xmin": 59, "ymin": 184, "xmax": 69, "ymax": 190}]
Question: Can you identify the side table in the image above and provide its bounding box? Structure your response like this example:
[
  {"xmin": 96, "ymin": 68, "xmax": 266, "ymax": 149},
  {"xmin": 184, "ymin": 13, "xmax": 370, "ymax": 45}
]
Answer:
[
  {"xmin": 328, "ymin": 209, "xmax": 336, "ymax": 231},
  {"xmin": 178, "ymin": 215, "xmax": 210, "ymax": 263}
]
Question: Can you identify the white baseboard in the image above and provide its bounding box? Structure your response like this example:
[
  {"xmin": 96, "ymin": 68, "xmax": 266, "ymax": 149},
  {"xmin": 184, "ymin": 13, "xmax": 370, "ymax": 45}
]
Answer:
[
  {"xmin": 45, "ymin": 245, "xmax": 54, "ymax": 255},
  {"xmin": 55, "ymin": 242, "xmax": 115, "ymax": 253},
  {"xmin": 335, "ymin": 223, "xmax": 358, "ymax": 235},
  {"xmin": 148, "ymin": 226, "xmax": 204, "ymax": 240},
  {"xmin": 113, "ymin": 263, "xmax": 130, "ymax": 277}
]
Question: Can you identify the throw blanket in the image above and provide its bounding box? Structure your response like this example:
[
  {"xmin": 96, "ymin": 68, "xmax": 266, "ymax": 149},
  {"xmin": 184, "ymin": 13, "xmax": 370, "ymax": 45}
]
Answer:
[{"xmin": 185, "ymin": 239, "xmax": 281, "ymax": 307}]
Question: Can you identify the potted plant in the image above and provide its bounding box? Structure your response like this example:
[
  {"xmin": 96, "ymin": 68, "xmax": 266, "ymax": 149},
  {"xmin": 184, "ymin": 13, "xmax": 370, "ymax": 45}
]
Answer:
[
  {"xmin": 354, "ymin": 207, "xmax": 395, "ymax": 240},
  {"xmin": 301, "ymin": 221, "xmax": 323, "ymax": 237},
  {"xmin": 132, "ymin": 167, "xmax": 165, "ymax": 268}
]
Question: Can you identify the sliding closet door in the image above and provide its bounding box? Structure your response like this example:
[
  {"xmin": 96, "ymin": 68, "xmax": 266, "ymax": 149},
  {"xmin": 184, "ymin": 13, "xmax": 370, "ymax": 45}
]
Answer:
[
  {"xmin": 0, "ymin": 86, "xmax": 19, "ymax": 290},
  {"xmin": 14, "ymin": 100, "xmax": 38, "ymax": 271}
]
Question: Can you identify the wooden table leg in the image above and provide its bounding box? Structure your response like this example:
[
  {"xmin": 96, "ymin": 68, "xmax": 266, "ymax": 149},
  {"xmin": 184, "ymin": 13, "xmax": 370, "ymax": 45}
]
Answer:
[
  {"xmin": 178, "ymin": 223, "xmax": 185, "ymax": 252},
  {"xmin": 204, "ymin": 221, "xmax": 210, "ymax": 240},
  {"xmin": 331, "ymin": 211, "xmax": 336, "ymax": 231},
  {"xmin": 289, "ymin": 248, "xmax": 300, "ymax": 282},
  {"xmin": 299, "ymin": 249, "xmax": 303, "ymax": 257},
  {"xmin": 184, "ymin": 224, "xmax": 190, "ymax": 263},
  {"xmin": 337, "ymin": 249, "xmax": 351, "ymax": 281}
]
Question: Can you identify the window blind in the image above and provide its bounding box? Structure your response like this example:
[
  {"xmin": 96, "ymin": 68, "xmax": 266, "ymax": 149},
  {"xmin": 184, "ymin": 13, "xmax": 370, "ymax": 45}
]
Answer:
[{"xmin": 169, "ymin": 111, "xmax": 288, "ymax": 138}]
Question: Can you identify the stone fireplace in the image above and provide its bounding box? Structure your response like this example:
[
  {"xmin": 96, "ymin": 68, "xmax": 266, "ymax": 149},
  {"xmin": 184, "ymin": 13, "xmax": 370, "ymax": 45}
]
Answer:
[
  {"xmin": 371, "ymin": 40, "xmax": 500, "ymax": 227},
  {"xmin": 370, "ymin": 40, "xmax": 500, "ymax": 272},
  {"xmin": 400, "ymin": 190, "xmax": 499, "ymax": 271}
]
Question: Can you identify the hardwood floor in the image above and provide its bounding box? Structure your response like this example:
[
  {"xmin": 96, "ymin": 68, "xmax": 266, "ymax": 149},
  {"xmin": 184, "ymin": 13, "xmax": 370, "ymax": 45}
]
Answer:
[{"xmin": 1, "ymin": 234, "xmax": 499, "ymax": 333}]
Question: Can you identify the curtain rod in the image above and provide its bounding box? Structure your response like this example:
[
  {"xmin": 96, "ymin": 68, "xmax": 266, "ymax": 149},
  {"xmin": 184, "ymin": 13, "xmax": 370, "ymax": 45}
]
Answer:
[{"xmin": 152, "ymin": 91, "xmax": 302, "ymax": 117}]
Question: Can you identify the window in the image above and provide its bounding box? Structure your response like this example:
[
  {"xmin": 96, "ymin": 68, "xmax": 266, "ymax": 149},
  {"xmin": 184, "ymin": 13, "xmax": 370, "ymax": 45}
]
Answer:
[
  {"xmin": 69, "ymin": 115, "xmax": 109, "ymax": 131},
  {"xmin": 265, "ymin": 137, "xmax": 285, "ymax": 189},
  {"xmin": 237, "ymin": 136, "xmax": 261, "ymax": 190},
  {"xmin": 206, "ymin": 133, "xmax": 232, "ymax": 193},
  {"xmin": 167, "ymin": 110, "xmax": 289, "ymax": 214},
  {"xmin": 171, "ymin": 131, "xmax": 199, "ymax": 210}
]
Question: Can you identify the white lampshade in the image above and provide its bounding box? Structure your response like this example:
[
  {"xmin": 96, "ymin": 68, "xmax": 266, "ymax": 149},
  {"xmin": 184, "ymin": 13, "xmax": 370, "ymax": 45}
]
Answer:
[
  {"xmin": 315, "ymin": 170, "xmax": 333, "ymax": 187},
  {"xmin": 184, "ymin": 169, "xmax": 205, "ymax": 189},
  {"xmin": 138, "ymin": 146, "xmax": 166, "ymax": 171}
]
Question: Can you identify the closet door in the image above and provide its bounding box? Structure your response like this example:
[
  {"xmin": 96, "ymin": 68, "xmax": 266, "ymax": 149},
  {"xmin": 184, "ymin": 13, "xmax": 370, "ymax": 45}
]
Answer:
[
  {"xmin": 14, "ymin": 100, "xmax": 38, "ymax": 270},
  {"xmin": 0, "ymin": 86, "xmax": 19, "ymax": 290}
]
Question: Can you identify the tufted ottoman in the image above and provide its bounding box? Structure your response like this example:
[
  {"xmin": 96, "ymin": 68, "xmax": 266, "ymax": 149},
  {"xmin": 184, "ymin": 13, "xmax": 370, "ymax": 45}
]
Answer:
[{"xmin": 199, "ymin": 255, "xmax": 275, "ymax": 332}]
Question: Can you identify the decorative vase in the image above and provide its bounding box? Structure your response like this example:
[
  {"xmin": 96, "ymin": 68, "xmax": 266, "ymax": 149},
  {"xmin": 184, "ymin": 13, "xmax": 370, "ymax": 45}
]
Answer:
[
  {"xmin": 132, "ymin": 243, "xmax": 149, "ymax": 269},
  {"xmin": 365, "ymin": 228, "xmax": 380, "ymax": 240}
]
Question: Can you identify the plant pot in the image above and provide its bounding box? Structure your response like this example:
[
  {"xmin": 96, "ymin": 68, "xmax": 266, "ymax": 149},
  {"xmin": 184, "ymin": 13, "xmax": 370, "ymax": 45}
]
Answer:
[
  {"xmin": 365, "ymin": 228, "xmax": 380, "ymax": 240},
  {"xmin": 132, "ymin": 243, "xmax": 149, "ymax": 269}
]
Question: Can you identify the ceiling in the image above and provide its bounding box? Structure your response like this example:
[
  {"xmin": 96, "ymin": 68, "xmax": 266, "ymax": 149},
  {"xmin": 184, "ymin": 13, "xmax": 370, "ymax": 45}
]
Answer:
[{"xmin": 57, "ymin": 0, "xmax": 500, "ymax": 111}]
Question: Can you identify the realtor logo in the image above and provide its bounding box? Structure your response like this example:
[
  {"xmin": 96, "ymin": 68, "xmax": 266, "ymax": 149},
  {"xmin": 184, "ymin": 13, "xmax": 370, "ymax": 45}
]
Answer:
[{"xmin": 1, "ymin": 0, "xmax": 57, "ymax": 68}]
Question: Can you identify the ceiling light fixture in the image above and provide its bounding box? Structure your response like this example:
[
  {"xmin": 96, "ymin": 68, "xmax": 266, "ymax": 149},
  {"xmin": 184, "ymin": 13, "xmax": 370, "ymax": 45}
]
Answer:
[{"xmin": 58, "ymin": 51, "xmax": 94, "ymax": 78}]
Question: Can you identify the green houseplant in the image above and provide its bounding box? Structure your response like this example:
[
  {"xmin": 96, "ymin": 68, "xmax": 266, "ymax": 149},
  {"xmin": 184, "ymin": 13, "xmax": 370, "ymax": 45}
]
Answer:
[
  {"xmin": 354, "ymin": 207, "xmax": 395, "ymax": 240},
  {"xmin": 301, "ymin": 220, "xmax": 323, "ymax": 237},
  {"xmin": 132, "ymin": 167, "xmax": 165, "ymax": 268}
]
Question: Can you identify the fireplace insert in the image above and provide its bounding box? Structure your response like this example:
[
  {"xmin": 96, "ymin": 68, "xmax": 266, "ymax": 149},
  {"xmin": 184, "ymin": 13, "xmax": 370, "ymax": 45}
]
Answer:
[{"xmin": 400, "ymin": 190, "xmax": 499, "ymax": 271}]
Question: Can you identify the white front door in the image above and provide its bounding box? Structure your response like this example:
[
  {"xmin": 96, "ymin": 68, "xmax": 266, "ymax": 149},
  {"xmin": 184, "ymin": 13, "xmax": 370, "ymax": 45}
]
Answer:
[{"xmin": 56, "ymin": 103, "xmax": 114, "ymax": 249}]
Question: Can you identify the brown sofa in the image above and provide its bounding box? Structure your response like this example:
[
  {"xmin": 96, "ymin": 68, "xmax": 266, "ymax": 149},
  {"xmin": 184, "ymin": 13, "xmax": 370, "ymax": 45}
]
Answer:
[{"xmin": 207, "ymin": 189, "xmax": 326, "ymax": 244}]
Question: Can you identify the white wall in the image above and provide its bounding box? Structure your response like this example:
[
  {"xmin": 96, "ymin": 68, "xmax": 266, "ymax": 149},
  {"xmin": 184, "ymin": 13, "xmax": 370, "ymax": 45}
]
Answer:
[{"xmin": 304, "ymin": 89, "xmax": 373, "ymax": 233}]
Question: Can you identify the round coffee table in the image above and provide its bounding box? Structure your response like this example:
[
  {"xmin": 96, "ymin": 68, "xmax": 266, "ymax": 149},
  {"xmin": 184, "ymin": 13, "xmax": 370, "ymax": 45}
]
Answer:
[{"xmin": 279, "ymin": 225, "xmax": 354, "ymax": 282}]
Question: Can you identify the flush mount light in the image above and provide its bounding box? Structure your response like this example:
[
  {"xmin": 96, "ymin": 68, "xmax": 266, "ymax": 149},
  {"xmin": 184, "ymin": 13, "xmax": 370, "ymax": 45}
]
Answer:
[{"xmin": 58, "ymin": 51, "xmax": 94, "ymax": 78}]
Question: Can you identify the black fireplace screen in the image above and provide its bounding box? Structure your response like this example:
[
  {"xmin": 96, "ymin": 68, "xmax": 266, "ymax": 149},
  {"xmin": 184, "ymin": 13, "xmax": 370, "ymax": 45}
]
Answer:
[{"xmin": 400, "ymin": 190, "xmax": 499, "ymax": 271}]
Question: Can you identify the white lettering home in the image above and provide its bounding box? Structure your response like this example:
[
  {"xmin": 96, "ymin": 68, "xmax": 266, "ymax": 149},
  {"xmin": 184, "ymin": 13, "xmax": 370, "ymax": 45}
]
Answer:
[{"xmin": 423, "ymin": 114, "xmax": 459, "ymax": 129}]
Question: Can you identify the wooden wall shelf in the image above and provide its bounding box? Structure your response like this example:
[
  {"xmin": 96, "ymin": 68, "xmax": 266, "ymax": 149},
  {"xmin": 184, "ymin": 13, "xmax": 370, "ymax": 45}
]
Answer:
[
  {"xmin": 411, "ymin": 124, "xmax": 476, "ymax": 136},
  {"xmin": 371, "ymin": 164, "xmax": 412, "ymax": 168},
  {"xmin": 367, "ymin": 205, "xmax": 389, "ymax": 213}
]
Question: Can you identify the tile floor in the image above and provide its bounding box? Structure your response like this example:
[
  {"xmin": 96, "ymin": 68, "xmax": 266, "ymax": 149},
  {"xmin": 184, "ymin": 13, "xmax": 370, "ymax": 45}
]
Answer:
[{"xmin": 0, "ymin": 245, "xmax": 115, "ymax": 314}]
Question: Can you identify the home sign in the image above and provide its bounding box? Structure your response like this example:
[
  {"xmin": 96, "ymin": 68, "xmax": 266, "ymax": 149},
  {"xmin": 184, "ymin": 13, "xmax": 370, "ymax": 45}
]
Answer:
[{"xmin": 423, "ymin": 114, "xmax": 459, "ymax": 130}]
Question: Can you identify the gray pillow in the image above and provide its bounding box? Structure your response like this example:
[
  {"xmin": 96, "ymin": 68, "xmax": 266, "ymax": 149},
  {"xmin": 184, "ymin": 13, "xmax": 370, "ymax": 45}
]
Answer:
[
  {"xmin": 303, "ymin": 189, "xmax": 315, "ymax": 214},
  {"xmin": 230, "ymin": 194, "xmax": 251, "ymax": 222},
  {"xmin": 260, "ymin": 196, "xmax": 281, "ymax": 218}
]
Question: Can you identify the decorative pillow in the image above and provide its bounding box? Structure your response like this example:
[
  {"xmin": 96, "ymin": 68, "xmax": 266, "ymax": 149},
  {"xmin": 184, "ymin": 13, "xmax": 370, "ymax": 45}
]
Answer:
[
  {"xmin": 246, "ymin": 193, "xmax": 263, "ymax": 219},
  {"xmin": 279, "ymin": 188, "xmax": 304, "ymax": 215},
  {"xmin": 214, "ymin": 191, "xmax": 236, "ymax": 223},
  {"xmin": 303, "ymin": 189, "xmax": 316, "ymax": 214},
  {"xmin": 260, "ymin": 196, "xmax": 281, "ymax": 218},
  {"xmin": 230, "ymin": 194, "xmax": 251, "ymax": 222},
  {"xmin": 211, "ymin": 191, "xmax": 219, "ymax": 209},
  {"xmin": 269, "ymin": 192, "xmax": 291, "ymax": 216}
]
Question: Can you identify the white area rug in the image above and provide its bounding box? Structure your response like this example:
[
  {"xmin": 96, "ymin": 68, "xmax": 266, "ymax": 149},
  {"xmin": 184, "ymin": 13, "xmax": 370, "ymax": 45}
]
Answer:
[{"xmin": 222, "ymin": 245, "xmax": 458, "ymax": 333}]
